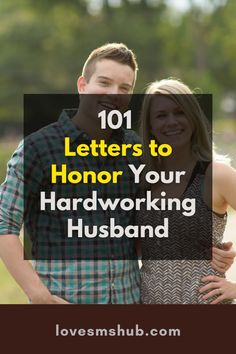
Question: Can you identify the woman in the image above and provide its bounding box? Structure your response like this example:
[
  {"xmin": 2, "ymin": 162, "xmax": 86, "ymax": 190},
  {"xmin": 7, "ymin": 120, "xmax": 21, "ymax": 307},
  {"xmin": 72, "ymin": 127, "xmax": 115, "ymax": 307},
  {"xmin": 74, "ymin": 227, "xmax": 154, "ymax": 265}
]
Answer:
[{"xmin": 137, "ymin": 78, "xmax": 236, "ymax": 304}]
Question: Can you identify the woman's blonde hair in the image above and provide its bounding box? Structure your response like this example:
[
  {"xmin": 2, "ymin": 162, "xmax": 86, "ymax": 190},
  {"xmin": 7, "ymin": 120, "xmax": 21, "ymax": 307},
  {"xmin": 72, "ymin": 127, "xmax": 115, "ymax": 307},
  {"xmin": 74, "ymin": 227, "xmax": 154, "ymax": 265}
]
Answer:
[{"xmin": 139, "ymin": 78, "xmax": 213, "ymax": 172}]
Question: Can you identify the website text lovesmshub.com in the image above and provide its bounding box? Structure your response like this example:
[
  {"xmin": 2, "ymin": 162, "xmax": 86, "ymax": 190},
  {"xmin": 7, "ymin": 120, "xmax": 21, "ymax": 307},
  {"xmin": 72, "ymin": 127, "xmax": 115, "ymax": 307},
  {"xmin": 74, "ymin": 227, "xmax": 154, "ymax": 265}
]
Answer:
[{"xmin": 55, "ymin": 323, "xmax": 181, "ymax": 337}]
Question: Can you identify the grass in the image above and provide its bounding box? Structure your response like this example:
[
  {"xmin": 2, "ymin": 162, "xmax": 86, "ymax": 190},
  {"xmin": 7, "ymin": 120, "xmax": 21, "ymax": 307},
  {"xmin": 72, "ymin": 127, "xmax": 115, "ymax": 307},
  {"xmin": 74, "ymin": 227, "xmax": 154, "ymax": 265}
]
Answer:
[
  {"xmin": 0, "ymin": 260, "xmax": 27, "ymax": 304},
  {"xmin": 0, "ymin": 138, "xmax": 28, "ymax": 303}
]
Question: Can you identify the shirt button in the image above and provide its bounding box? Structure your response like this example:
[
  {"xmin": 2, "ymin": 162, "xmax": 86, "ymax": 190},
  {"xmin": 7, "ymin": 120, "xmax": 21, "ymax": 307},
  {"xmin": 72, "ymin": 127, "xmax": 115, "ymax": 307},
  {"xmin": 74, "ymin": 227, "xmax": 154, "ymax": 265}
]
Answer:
[{"xmin": 111, "ymin": 283, "xmax": 115, "ymax": 290}]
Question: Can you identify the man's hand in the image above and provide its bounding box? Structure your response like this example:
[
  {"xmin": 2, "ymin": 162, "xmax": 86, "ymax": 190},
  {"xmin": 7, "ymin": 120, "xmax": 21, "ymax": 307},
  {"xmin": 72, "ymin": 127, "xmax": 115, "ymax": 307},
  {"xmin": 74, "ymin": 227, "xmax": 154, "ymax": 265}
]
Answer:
[
  {"xmin": 31, "ymin": 292, "xmax": 70, "ymax": 304},
  {"xmin": 211, "ymin": 241, "xmax": 236, "ymax": 273},
  {"xmin": 199, "ymin": 275, "xmax": 236, "ymax": 304},
  {"xmin": 0, "ymin": 235, "xmax": 70, "ymax": 304}
]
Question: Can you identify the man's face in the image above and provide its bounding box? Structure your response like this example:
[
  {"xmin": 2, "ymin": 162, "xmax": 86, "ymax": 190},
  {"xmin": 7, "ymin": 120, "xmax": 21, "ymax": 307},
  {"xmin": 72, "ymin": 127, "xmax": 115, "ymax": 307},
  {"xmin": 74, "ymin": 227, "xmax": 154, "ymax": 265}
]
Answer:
[
  {"xmin": 77, "ymin": 59, "xmax": 135, "ymax": 115},
  {"xmin": 78, "ymin": 59, "xmax": 135, "ymax": 95}
]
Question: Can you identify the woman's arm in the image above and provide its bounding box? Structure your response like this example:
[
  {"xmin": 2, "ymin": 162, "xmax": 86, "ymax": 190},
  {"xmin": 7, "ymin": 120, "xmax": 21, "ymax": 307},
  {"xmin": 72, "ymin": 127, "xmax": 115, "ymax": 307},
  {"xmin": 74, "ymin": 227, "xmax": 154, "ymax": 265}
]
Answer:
[
  {"xmin": 210, "ymin": 162, "xmax": 236, "ymax": 272},
  {"xmin": 200, "ymin": 162, "xmax": 236, "ymax": 303},
  {"xmin": 213, "ymin": 161, "xmax": 236, "ymax": 212}
]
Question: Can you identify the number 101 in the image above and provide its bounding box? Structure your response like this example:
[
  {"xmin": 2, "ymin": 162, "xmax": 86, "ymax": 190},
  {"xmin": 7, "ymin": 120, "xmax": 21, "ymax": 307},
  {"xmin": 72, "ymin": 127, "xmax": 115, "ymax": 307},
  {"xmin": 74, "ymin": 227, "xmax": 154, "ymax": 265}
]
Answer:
[{"xmin": 98, "ymin": 110, "xmax": 132, "ymax": 129}]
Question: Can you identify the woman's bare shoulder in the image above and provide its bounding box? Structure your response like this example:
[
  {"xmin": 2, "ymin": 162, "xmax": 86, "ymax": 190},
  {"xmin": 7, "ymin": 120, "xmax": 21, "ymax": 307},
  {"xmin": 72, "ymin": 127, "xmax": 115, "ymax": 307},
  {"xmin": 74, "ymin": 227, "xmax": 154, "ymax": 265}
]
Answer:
[{"xmin": 212, "ymin": 160, "xmax": 236, "ymax": 183}]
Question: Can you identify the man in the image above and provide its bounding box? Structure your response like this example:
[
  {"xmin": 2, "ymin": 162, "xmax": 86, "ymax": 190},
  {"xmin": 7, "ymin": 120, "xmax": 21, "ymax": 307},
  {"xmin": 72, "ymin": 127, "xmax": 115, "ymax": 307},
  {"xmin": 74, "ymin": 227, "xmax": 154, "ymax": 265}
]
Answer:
[{"xmin": 0, "ymin": 43, "xmax": 234, "ymax": 304}]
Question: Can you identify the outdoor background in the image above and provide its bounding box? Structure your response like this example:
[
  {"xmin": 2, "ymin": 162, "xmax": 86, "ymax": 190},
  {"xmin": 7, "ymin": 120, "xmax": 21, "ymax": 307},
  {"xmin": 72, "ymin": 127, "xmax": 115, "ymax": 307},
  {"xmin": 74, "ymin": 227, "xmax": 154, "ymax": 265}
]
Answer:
[{"xmin": 0, "ymin": 0, "xmax": 236, "ymax": 303}]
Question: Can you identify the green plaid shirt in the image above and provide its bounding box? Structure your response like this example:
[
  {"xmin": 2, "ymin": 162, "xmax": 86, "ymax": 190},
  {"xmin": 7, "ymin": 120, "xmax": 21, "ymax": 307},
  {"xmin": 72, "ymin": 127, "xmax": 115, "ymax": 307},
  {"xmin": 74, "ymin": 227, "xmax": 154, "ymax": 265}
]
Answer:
[{"xmin": 0, "ymin": 109, "xmax": 141, "ymax": 303}]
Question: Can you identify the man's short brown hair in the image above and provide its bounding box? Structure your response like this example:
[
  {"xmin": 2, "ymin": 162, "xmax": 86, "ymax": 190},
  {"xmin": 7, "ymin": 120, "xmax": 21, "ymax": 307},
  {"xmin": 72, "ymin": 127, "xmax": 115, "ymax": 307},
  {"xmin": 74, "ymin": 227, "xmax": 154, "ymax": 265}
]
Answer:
[{"xmin": 82, "ymin": 43, "xmax": 138, "ymax": 86}]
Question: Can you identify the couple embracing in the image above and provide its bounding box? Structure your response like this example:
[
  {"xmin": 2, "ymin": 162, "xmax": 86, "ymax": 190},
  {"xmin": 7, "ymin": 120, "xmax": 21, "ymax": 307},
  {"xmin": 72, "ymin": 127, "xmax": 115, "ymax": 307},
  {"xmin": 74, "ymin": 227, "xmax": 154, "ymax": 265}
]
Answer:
[{"xmin": 0, "ymin": 43, "xmax": 236, "ymax": 304}]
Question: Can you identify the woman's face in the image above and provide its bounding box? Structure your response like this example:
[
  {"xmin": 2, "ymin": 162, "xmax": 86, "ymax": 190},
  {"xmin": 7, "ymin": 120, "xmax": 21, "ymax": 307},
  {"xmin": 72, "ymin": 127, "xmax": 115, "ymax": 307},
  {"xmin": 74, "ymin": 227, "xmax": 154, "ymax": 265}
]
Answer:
[{"xmin": 149, "ymin": 95, "xmax": 194, "ymax": 149}]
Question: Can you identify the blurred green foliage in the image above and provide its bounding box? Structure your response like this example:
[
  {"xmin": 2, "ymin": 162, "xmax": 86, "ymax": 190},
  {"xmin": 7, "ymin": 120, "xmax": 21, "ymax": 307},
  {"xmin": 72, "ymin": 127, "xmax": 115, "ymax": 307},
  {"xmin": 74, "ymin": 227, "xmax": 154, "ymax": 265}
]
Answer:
[
  {"xmin": 0, "ymin": 151, "xmax": 10, "ymax": 183},
  {"xmin": 0, "ymin": 141, "xmax": 17, "ymax": 182},
  {"xmin": 0, "ymin": 0, "xmax": 236, "ymax": 124}
]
